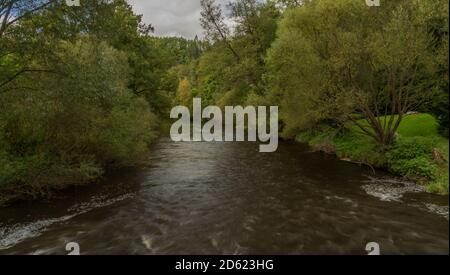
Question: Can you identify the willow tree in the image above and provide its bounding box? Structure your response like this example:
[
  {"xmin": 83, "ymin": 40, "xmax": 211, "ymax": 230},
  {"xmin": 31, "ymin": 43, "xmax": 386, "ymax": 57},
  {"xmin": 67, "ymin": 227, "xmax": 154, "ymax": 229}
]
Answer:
[{"xmin": 267, "ymin": 0, "xmax": 445, "ymax": 148}]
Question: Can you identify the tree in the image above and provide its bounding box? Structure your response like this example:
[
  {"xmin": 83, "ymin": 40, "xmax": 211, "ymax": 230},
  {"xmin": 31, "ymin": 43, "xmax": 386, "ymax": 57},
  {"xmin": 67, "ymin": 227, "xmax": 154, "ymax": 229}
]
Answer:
[
  {"xmin": 196, "ymin": 0, "xmax": 280, "ymax": 106},
  {"xmin": 176, "ymin": 77, "xmax": 193, "ymax": 107},
  {"xmin": 229, "ymin": 0, "xmax": 280, "ymax": 94},
  {"xmin": 0, "ymin": 0, "xmax": 61, "ymax": 91},
  {"xmin": 200, "ymin": 0, "xmax": 240, "ymax": 62},
  {"xmin": 0, "ymin": 0, "xmax": 162, "ymax": 201},
  {"xmin": 425, "ymin": 0, "xmax": 449, "ymax": 137},
  {"xmin": 267, "ymin": 0, "xmax": 441, "ymax": 148},
  {"xmin": 0, "ymin": 0, "xmax": 54, "ymax": 38},
  {"xmin": 275, "ymin": 0, "xmax": 304, "ymax": 9}
]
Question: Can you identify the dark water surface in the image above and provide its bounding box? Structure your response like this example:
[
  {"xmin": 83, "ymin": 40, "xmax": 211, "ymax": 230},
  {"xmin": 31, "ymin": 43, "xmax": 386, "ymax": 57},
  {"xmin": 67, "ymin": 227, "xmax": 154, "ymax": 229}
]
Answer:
[{"xmin": 0, "ymin": 138, "xmax": 448, "ymax": 255}]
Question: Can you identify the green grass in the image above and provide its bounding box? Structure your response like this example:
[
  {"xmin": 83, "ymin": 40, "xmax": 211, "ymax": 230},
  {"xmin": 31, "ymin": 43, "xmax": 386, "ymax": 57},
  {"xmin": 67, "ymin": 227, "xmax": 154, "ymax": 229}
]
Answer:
[
  {"xmin": 398, "ymin": 114, "xmax": 440, "ymax": 137},
  {"xmin": 298, "ymin": 113, "xmax": 449, "ymax": 194},
  {"xmin": 347, "ymin": 113, "xmax": 440, "ymax": 137}
]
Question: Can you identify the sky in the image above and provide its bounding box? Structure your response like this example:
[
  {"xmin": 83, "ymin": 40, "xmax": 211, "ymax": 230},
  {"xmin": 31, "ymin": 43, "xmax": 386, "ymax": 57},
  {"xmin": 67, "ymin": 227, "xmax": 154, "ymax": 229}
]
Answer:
[{"xmin": 129, "ymin": 0, "xmax": 232, "ymax": 39}]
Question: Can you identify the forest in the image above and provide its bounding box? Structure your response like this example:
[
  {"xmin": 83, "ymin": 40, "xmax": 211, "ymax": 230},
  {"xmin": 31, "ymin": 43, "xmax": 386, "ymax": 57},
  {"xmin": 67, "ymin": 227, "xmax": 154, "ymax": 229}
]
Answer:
[{"xmin": 0, "ymin": 0, "xmax": 448, "ymax": 205}]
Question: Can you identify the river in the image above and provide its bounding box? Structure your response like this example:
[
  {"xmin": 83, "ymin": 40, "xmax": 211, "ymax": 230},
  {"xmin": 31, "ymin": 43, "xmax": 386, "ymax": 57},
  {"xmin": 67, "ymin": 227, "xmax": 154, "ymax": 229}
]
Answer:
[{"xmin": 0, "ymin": 138, "xmax": 448, "ymax": 255}]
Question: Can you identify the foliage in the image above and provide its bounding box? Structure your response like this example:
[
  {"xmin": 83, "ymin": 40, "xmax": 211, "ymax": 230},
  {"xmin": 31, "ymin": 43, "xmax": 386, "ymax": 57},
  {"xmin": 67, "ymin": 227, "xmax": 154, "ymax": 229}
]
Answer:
[
  {"xmin": 424, "ymin": 0, "xmax": 449, "ymax": 137},
  {"xmin": 386, "ymin": 137, "xmax": 440, "ymax": 181},
  {"xmin": 266, "ymin": 0, "xmax": 446, "ymax": 147},
  {"xmin": 0, "ymin": 1, "xmax": 163, "ymax": 204},
  {"xmin": 0, "ymin": 38, "xmax": 159, "ymax": 202},
  {"xmin": 150, "ymin": 36, "xmax": 206, "ymax": 65},
  {"xmin": 195, "ymin": 0, "xmax": 280, "ymax": 108}
]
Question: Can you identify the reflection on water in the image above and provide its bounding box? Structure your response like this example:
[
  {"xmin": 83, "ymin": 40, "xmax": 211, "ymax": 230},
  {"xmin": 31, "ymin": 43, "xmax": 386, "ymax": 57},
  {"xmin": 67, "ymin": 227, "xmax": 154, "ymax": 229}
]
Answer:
[{"xmin": 0, "ymin": 138, "xmax": 448, "ymax": 255}]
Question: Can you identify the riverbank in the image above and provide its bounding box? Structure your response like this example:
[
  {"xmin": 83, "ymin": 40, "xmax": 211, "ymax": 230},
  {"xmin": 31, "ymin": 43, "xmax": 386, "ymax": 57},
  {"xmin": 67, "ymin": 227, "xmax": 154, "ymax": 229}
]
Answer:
[
  {"xmin": 297, "ymin": 114, "xmax": 449, "ymax": 195},
  {"xmin": 0, "ymin": 126, "xmax": 161, "ymax": 207}
]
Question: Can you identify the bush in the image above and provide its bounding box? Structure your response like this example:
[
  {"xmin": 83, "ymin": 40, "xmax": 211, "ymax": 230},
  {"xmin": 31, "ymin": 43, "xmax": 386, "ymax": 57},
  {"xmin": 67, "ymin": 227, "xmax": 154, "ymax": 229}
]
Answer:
[
  {"xmin": 297, "ymin": 125, "xmax": 386, "ymax": 165},
  {"xmin": 386, "ymin": 137, "xmax": 440, "ymax": 182},
  {"xmin": 0, "ymin": 38, "xmax": 159, "ymax": 203},
  {"xmin": 390, "ymin": 157, "xmax": 439, "ymax": 181},
  {"xmin": 0, "ymin": 152, "xmax": 47, "ymax": 188},
  {"xmin": 86, "ymin": 96, "xmax": 159, "ymax": 166}
]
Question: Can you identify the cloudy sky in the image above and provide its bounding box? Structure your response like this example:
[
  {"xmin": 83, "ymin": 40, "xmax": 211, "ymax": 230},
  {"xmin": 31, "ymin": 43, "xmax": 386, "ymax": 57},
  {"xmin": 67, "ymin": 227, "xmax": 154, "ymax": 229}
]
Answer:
[{"xmin": 129, "ymin": 0, "xmax": 231, "ymax": 39}]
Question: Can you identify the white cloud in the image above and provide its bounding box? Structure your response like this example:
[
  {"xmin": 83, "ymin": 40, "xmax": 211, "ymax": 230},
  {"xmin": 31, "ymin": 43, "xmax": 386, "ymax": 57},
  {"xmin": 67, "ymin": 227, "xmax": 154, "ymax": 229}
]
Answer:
[{"xmin": 128, "ymin": 0, "xmax": 233, "ymax": 39}]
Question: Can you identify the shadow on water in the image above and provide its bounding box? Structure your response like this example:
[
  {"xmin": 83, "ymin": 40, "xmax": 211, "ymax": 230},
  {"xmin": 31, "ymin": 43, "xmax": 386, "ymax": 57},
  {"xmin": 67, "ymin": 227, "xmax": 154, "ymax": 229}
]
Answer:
[{"xmin": 0, "ymin": 138, "xmax": 448, "ymax": 255}]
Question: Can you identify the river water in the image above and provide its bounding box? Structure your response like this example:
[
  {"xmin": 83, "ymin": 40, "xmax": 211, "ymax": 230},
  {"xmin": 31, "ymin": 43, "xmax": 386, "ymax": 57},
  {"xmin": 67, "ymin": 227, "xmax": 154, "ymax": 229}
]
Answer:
[{"xmin": 0, "ymin": 138, "xmax": 448, "ymax": 255}]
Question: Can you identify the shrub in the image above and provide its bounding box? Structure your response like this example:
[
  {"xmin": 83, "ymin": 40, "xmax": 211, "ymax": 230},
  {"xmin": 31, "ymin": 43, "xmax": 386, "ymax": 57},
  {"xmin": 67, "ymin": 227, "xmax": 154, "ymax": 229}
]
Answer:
[
  {"xmin": 390, "ymin": 157, "xmax": 439, "ymax": 181},
  {"xmin": 0, "ymin": 38, "xmax": 159, "ymax": 203},
  {"xmin": 386, "ymin": 137, "xmax": 440, "ymax": 182}
]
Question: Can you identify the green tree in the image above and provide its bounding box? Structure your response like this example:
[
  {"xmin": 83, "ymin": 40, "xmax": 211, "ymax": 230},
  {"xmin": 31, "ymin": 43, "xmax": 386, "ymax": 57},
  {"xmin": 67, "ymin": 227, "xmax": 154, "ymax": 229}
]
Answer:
[
  {"xmin": 196, "ymin": 0, "xmax": 279, "ymax": 106},
  {"xmin": 267, "ymin": 0, "xmax": 442, "ymax": 148},
  {"xmin": 0, "ymin": 0, "xmax": 163, "ymax": 203}
]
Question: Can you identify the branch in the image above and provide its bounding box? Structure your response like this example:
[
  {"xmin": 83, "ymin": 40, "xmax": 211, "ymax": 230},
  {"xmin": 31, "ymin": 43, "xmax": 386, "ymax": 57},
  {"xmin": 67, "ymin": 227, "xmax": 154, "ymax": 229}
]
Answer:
[
  {"xmin": 347, "ymin": 115, "xmax": 379, "ymax": 142},
  {"xmin": 0, "ymin": 0, "xmax": 13, "ymax": 37},
  {"xmin": 0, "ymin": 0, "xmax": 54, "ymax": 37},
  {"xmin": 0, "ymin": 68, "xmax": 61, "ymax": 90}
]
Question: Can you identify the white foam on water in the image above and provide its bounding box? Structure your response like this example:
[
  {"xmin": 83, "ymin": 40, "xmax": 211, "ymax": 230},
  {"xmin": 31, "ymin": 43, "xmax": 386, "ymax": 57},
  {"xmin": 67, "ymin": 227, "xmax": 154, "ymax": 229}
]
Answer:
[
  {"xmin": 0, "ymin": 214, "xmax": 77, "ymax": 250},
  {"xmin": 0, "ymin": 193, "xmax": 135, "ymax": 250},
  {"xmin": 362, "ymin": 177, "xmax": 449, "ymax": 220},
  {"xmin": 425, "ymin": 204, "xmax": 449, "ymax": 220},
  {"xmin": 141, "ymin": 235, "xmax": 153, "ymax": 251},
  {"xmin": 361, "ymin": 177, "xmax": 424, "ymax": 202},
  {"xmin": 325, "ymin": 195, "xmax": 359, "ymax": 208},
  {"xmin": 68, "ymin": 193, "xmax": 135, "ymax": 212}
]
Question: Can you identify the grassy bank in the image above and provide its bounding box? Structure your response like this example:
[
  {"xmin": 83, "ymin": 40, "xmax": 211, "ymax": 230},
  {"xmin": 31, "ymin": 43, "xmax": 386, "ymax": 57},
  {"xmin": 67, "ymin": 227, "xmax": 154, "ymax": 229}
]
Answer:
[{"xmin": 297, "ymin": 114, "xmax": 449, "ymax": 195}]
